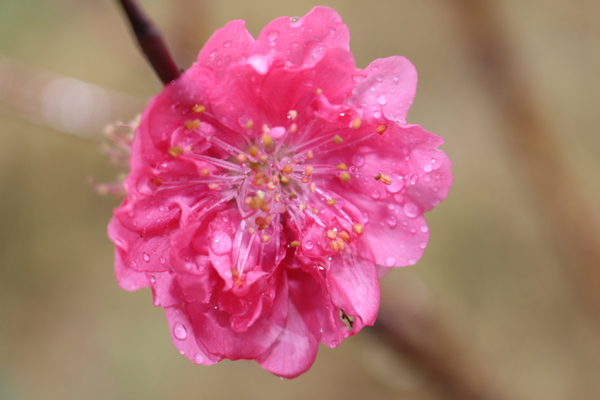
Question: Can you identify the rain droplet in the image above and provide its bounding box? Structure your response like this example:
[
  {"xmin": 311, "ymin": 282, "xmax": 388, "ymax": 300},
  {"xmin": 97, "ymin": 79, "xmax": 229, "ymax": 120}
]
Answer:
[
  {"xmin": 211, "ymin": 232, "xmax": 232, "ymax": 255},
  {"xmin": 194, "ymin": 354, "xmax": 204, "ymax": 364},
  {"xmin": 377, "ymin": 95, "xmax": 387, "ymax": 105},
  {"xmin": 352, "ymin": 154, "xmax": 365, "ymax": 167},
  {"xmin": 376, "ymin": 75, "xmax": 383, "ymax": 82},
  {"xmin": 385, "ymin": 256, "xmax": 397, "ymax": 267},
  {"xmin": 159, "ymin": 257, "xmax": 166, "ymax": 265},
  {"xmin": 410, "ymin": 175, "xmax": 419, "ymax": 185},
  {"xmin": 268, "ymin": 31, "xmax": 279, "ymax": 42},
  {"xmin": 304, "ymin": 241, "xmax": 314, "ymax": 250},
  {"xmin": 373, "ymin": 111, "xmax": 382, "ymax": 119},
  {"xmin": 223, "ymin": 40, "xmax": 232, "ymax": 48},
  {"xmin": 142, "ymin": 252, "xmax": 150, "ymax": 262},
  {"xmin": 404, "ymin": 202, "xmax": 419, "ymax": 218},
  {"xmin": 371, "ymin": 190, "xmax": 380, "ymax": 199},
  {"xmin": 173, "ymin": 323, "xmax": 187, "ymax": 340},
  {"xmin": 387, "ymin": 216, "xmax": 397, "ymax": 227},
  {"xmin": 408, "ymin": 258, "xmax": 417, "ymax": 265},
  {"xmin": 420, "ymin": 225, "xmax": 429, "ymax": 233},
  {"xmin": 424, "ymin": 164, "xmax": 433, "ymax": 172},
  {"xmin": 392, "ymin": 73, "xmax": 399, "ymax": 83}
]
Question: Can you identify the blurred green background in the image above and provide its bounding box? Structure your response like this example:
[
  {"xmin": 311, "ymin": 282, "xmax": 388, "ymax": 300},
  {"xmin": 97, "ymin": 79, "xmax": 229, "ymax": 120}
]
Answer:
[{"xmin": 1, "ymin": 0, "xmax": 599, "ymax": 399}]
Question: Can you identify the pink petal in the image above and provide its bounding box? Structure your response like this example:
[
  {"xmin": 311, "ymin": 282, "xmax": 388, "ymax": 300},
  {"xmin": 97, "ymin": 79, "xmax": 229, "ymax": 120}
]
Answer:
[
  {"xmin": 253, "ymin": 7, "xmax": 350, "ymax": 66},
  {"xmin": 164, "ymin": 305, "xmax": 221, "ymax": 365},
  {"xmin": 197, "ymin": 20, "xmax": 255, "ymax": 79},
  {"xmin": 350, "ymin": 56, "xmax": 417, "ymax": 123},
  {"xmin": 326, "ymin": 254, "xmax": 380, "ymax": 332},
  {"xmin": 257, "ymin": 301, "xmax": 319, "ymax": 378}
]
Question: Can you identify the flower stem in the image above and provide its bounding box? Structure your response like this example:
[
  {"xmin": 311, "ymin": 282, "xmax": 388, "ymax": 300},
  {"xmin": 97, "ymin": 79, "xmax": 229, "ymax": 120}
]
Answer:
[{"xmin": 117, "ymin": 0, "xmax": 181, "ymax": 84}]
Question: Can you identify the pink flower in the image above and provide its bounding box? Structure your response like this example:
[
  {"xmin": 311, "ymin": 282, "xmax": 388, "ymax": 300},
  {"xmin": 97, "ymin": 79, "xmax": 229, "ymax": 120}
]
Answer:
[{"xmin": 108, "ymin": 6, "xmax": 452, "ymax": 378}]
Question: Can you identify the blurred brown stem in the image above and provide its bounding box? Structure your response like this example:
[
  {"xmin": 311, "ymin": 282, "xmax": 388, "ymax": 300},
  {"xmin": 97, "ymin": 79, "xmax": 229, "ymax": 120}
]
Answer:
[
  {"xmin": 117, "ymin": 0, "xmax": 181, "ymax": 84},
  {"xmin": 449, "ymin": 0, "xmax": 600, "ymax": 317}
]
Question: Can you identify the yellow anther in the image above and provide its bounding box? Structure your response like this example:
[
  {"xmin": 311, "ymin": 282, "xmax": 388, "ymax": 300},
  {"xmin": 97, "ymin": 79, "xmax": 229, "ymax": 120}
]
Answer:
[
  {"xmin": 327, "ymin": 198, "xmax": 337, "ymax": 206},
  {"xmin": 289, "ymin": 123, "xmax": 298, "ymax": 133},
  {"xmin": 301, "ymin": 177, "xmax": 309, "ymax": 183},
  {"xmin": 289, "ymin": 192, "xmax": 298, "ymax": 200},
  {"xmin": 237, "ymin": 153, "xmax": 248, "ymax": 163},
  {"xmin": 327, "ymin": 230, "xmax": 337, "ymax": 240},
  {"xmin": 290, "ymin": 240, "xmax": 301, "ymax": 247},
  {"xmin": 151, "ymin": 177, "xmax": 163, "ymax": 186},
  {"xmin": 280, "ymin": 205, "xmax": 287, "ymax": 213},
  {"xmin": 260, "ymin": 203, "xmax": 271, "ymax": 212},
  {"xmin": 259, "ymin": 155, "xmax": 269, "ymax": 163},
  {"xmin": 244, "ymin": 196, "xmax": 255, "ymax": 207},
  {"xmin": 274, "ymin": 193, "xmax": 280, "ymax": 203},
  {"xmin": 261, "ymin": 124, "xmax": 270, "ymax": 133},
  {"xmin": 376, "ymin": 124, "xmax": 387, "ymax": 135},
  {"xmin": 336, "ymin": 163, "xmax": 348, "ymax": 170},
  {"xmin": 266, "ymin": 182, "xmax": 275, "ymax": 190},
  {"xmin": 288, "ymin": 110, "xmax": 298, "ymax": 120},
  {"xmin": 168, "ymin": 145, "xmax": 184, "ymax": 157},
  {"xmin": 258, "ymin": 224, "xmax": 269, "ymax": 230},
  {"xmin": 262, "ymin": 133, "xmax": 273, "ymax": 146},
  {"xmin": 244, "ymin": 119, "xmax": 254, "ymax": 130},
  {"xmin": 352, "ymin": 223, "xmax": 364, "ymax": 234},
  {"xmin": 184, "ymin": 119, "xmax": 201, "ymax": 130},
  {"xmin": 312, "ymin": 208, "xmax": 319, "ymax": 214},
  {"xmin": 261, "ymin": 234, "xmax": 272, "ymax": 243},
  {"xmin": 332, "ymin": 135, "xmax": 343, "ymax": 144},
  {"xmin": 200, "ymin": 168, "xmax": 210, "ymax": 176},
  {"xmin": 248, "ymin": 227, "xmax": 256, "ymax": 234},
  {"xmin": 249, "ymin": 146, "xmax": 259, "ymax": 157},
  {"xmin": 305, "ymin": 165, "xmax": 314, "ymax": 176},
  {"xmin": 307, "ymin": 150, "xmax": 314, "ymax": 159},
  {"xmin": 309, "ymin": 182, "xmax": 316, "ymax": 193},
  {"xmin": 282, "ymin": 164, "xmax": 294, "ymax": 174},
  {"xmin": 192, "ymin": 104, "xmax": 206, "ymax": 113},
  {"xmin": 208, "ymin": 183, "xmax": 219, "ymax": 190},
  {"xmin": 339, "ymin": 231, "xmax": 351, "ymax": 242},
  {"xmin": 340, "ymin": 172, "xmax": 351, "ymax": 182},
  {"xmin": 375, "ymin": 173, "xmax": 392, "ymax": 185},
  {"xmin": 299, "ymin": 202, "xmax": 308, "ymax": 211},
  {"xmin": 315, "ymin": 88, "xmax": 323, "ymax": 95},
  {"xmin": 351, "ymin": 117, "xmax": 362, "ymax": 129},
  {"xmin": 329, "ymin": 240, "xmax": 340, "ymax": 252},
  {"xmin": 280, "ymin": 175, "xmax": 290, "ymax": 184},
  {"xmin": 336, "ymin": 238, "xmax": 346, "ymax": 251}
]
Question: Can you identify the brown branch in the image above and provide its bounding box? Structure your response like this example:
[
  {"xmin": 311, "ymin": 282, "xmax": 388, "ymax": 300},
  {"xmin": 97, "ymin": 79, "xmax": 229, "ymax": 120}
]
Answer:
[
  {"xmin": 449, "ymin": 0, "xmax": 600, "ymax": 318},
  {"xmin": 117, "ymin": 0, "xmax": 181, "ymax": 84}
]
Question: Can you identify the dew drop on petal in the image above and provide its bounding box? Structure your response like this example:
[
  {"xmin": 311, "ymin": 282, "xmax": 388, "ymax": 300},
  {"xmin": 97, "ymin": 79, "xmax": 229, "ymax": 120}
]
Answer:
[
  {"xmin": 387, "ymin": 216, "xmax": 397, "ymax": 227},
  {"xmin": 386, "ymin": 177, "xmax": 404, "ymax": 194},
  {"xmin": 211, "ymin": 232, "xmax": 232, "ymax": 255},
  {"xmin": 373, "ymin": 111, "xmax": 382, "ymax": 119},
  {"xmin": 194, "ymin": 354, "xmax": 204, "ymax": 364},
  {"xmin": 304, "ymin": 241, "xmax": 314, "ymax": 250},
  {"xmin": 173, "ymin": 323, "xmax": 187, "ymax": 340},
  {"xmin": 143, "ymin": 252, "xmax": 150, "ymax": 262},
  {"xmin": 377, "ymin": 95, "xmax": 387, "ymax": 105},
  {"xmin": 385, "ymin": 256, "xmax": 397, "ymax": 267},
  {"xmin": 420, "ymin": 225, "xmax": 429, "ymax": 233},
  {"xmin": 393, "ymin": 73, "xmax": 399, "ymax": 83},
  {"xmin": 223, "ymin": 40, "xmax": 232, "ymax": 48},
  {"xmin": 410, "ymin": 175, "xmax": 419, "ymax": 185},
  {"xmin": 404, "ymin": 202, "xmax": 419, "ymax": 218},
  {"xmin": 371, "ymin": 190, "xmax": 380, "ymax": 199},
  {"xmin": 352, "ymin": 154, "xmax": 365, "ymax": 167},
  {"xmin": 268, "ymin": 31, "xmax": 279, "ymax": 41}
]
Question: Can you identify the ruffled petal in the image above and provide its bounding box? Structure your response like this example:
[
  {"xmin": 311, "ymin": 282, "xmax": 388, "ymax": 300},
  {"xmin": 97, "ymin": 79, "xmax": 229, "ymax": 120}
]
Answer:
[{"xmin": 350, "ymin": 56, "xmax": 417, "ymax": 123}]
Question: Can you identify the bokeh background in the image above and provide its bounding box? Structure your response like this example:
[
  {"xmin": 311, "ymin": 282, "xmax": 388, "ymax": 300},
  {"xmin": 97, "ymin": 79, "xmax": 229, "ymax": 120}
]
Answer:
[{"xmin": 1, "ymin": 0, "xmax": 599, "ymax": 399}]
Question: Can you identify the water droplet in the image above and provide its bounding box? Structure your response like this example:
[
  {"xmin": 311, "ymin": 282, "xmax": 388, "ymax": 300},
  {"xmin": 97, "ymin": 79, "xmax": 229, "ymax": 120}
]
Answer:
[
  {"xmin": 267, "ymin": 30, "xmax": 279, "ymax": 42},
  {"xmin": 159, "ymin": 257, "xmax": 166, "ymax": 265},
  {"xmin": 371, "ymin": 190, "xmax": 380, "ymax": 199},
  {"xmin": 142, "ymin": 252, "xmax": 150, "ymax": 262},
  {"xmin": 179, "ymin": 349, "xmax": 185, "ymax": 355},
  {"xmin": 353, "ymin": 75, "xmax": 363, "ymax": 82},
  {"xmin": 377, "ymin": 95, "xmax": 387, "ymax": 105},
  {"xmin": 329, "ymin": 27, "xmax": 336, "ymax": 35},
  {"xmin": 173, "ymin": 323, "xmax": 187, "ymax": 340},
  {"xmin": 211, "ymin": 232, "xmax": 232, "ymax": 255},
  {"xmin": 376, "ymin": 75, "xmax": 383, "ymax": 82},
  {"xmin": 424, "ymin": 164, "xmax": 433, "ymax": 172},
  {"xmin": 363, "ymin": 212, "xmax": 370, "ymax": 223},
  {"xmin": 385, "ymin": 256, "xmax": 397, "ymax": 267},
  {"xmin": 290, "ymin": 16, "xmax": 300, "ymax": 24},
  {"xmin": 373, "ymin": 111, "xmax": 382, "ymax": 119},
  {"xmin": 431, "ymin": 158, "xmax": 436, "ymax": 164},
  {"xmin": 352, "ymin": 154, "xmax": 365, "ymax": 167},
  {"xmin": 304, "ymin": 241, "xmax": 314, "ymax": 250},
  {"xmin": 420, "ymin": 225, "xmax": 429, "ymax": 233},
  {"xmin": 386, "ymin": 177, "xmax": 404, "ymax": 194},
  {"xmin": 392, "ymin": 73, "xmax": 399, "ymax": 83},
  {"xmin": 420, "ymin": 242, "xmax": 427, "ymax": 249},
  {"xmin": 369, "ymin": 86, "xmax": 376, "ymax": 92},
  {"xmin": 194, "ymin": 354, "xmax": 204, "ymax": 364},
  {"xmin": 223, "ymin": 40, "xmax": 232, "ymax": 48},
  {"xmin": 410, "ymin": 175, "xmax": 419, "ymax": 185},
  {"xmin": 387, "ymin": 216, "xmax": 397, "ymax": 227},
  {"xmin": 404, "ymin": 202, "xmax": 419, "ymax": 218},
  {"xmin": 408, "ymin": 258, "xmax": 417, "ymax": 265}
]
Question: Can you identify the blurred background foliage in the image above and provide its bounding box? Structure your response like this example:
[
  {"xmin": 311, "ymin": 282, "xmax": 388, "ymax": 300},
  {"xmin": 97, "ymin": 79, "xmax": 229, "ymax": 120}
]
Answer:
[{"xmin": 1, "ymin": 0, "xmax": 599, "ymax": 399}]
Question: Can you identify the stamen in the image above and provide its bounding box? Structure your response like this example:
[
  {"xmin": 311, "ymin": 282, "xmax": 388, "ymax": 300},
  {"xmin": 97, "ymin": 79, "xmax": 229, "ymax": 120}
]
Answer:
[
  {"xmin": 332, "ymin": 135, "xmax": 343, "ymax": 144},
  {"xmin": 327, "ymin": 230, "xmax": 337, "ymax": 240},
  {"xmin": 376, "ymin": 124, "xmax": 387, "ymax": 134},
  {"xmin": 327, "ymin": 198, "xmax": 337, "ymax": 206},
  {"xmin": 353, "ymin": 223, "xmax": 364, "ymax": 234},
  {"xmin": 200, "ymin": 168, "xmax": 210, "ymax": 176},
  {"xmin": 339, "ymin": 231, "xmax": 351, "ymax": 242},
  {"xmin": 289, "ymin": 123, "xmax": 298, "ymax": 133},
  {"xmin": 249, "ymin": 146, "xmax": 259, "ymax": 157},
  {"xmin": 315, "ymin": 88, "xmax": 323, "ymax": 95},
  {"xmin": 237, "ymin": 153, "xmax": 248, "ymax": 163},
  {"xmin": 307, "ymin": 150, "xmax": 314, "ymax": 159},
  {"xmin": 184, "ymin": 119, "xmax": 201, "ymax": 130},
  {"xmin": 262, "ymin": 133, "xmax": 273, "ymax": 147},
  {"xmin": 336, "ymin": 163, "xmax": 348, "ymax": 170},
  {"xmin": 244, "ymin": 119, "xmax": 254, "ymax": 130},
  {"xmin": 192, "ymin": 104, "xmax": 206, "ymax": 113},
  {"xmin": 375, "ymin": 173, "xmax": 392, "ymax": 185},
  {"xmin": 288, "ymin": 110, "xmax": 298, "ymax": 120},
  {"xmin": 282, "ymin": 164, "xmax": 294, "ymax": 174},
  {"xmin": 351, "ymin": 117, "xmax": 362, "ymax": 129},
  {"xmin": 168, "ymin": 146, "xmax": 184, "ymax": 157},
  {"xmin": 290, "ymin": 240, "xmax": 301, "ymax": 247},
  {"xmin": 309, "ymin": 183, "xmax": 316, "ymax": 192},
  {"xmin": 340, "ymin": 172, "xmax": 351, "ymax": 182},
  {"xmin": 261, "ymin": 234, "xmax": 271, "ymax": 243},
  {"xmin": 305, "ymin": 165, "xmax": 314, "ymax": 176}
]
